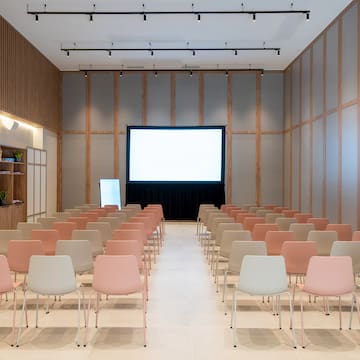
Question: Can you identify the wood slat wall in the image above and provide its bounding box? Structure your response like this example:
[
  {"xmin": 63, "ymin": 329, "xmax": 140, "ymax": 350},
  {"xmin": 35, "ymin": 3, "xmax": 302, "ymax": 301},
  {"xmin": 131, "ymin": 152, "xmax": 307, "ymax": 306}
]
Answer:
[{"xmin": 0, "ymin": 16, "xmax": 60, "ymax": 132}]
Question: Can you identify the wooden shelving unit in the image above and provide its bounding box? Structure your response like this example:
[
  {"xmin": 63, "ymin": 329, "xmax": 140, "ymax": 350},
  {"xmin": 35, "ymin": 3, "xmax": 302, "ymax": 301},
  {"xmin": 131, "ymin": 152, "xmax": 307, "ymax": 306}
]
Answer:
[{"xmin": 0, "ymin": 145, "xmax": 26, "ymax": 229}]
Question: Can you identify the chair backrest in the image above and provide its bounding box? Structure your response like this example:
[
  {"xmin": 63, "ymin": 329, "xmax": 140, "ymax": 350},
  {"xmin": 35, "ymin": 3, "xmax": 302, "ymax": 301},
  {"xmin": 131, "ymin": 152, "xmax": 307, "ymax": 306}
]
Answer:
[
  {"xmin": 219, "ymin": 230, "xmax": 252, "ymax": 258},
  {"xmin": 229, "ymin": 209, "xmax": 247, "ymax": 219},
  {"xmin": 98, "ymin": 216, "xmax": 123, "ymax": 230},
  {"xmin": 67, "ymin": 216, "xmax": 88, "ymax": 230},
  {"xmin": 228, "ymin": 241, "xmax": 267, "ymax": 273},
  {"xmin": 242, "ymin": 217, "xmax": 265, "ymax": 231},
  {"xmin": 210, "ymin": 217, "xmax": 234, "ymax": 238},
  {"xmin": 17, "ymin": 222, "xmax": 42, "ymax": 240},
  {"xmin": 252, "ymin": 223, "xmax": 279, "ymax": 241},
  {"xmin": 264, "ymin": 230, "xmax": 295, "ymax": 255},
  {"xmin": 108, "ymin": 212, "xmax": 128, "ymax": 222},
  {"xmin": 105, "ymin": 240, "xmax": 142, "ymax": 269},
  {"xmin": 0, "ymin": 255, "xmax": 14, "ymax": 294},
  {"xmin": 248, "ymin": 206, "xmax": 264, "ymax": 214},
  {"xmin": 326, "ymin": 224, "xmax": 353, "ymax": 241},
  {"xmin": 93, "ymin": 255, "xmax": 141, "ymax": 295},
  {"xmin": 206, "ymin": 213, "xmax": 229, "ymax": 232},
  {"xmin": 275, "ymin": 217, "xmax": 297, "ymax": 231},
  {"xmin": 282, "ymin": 210, "xmax": 299, "ymax": 218},
  {"xmin": 112, "ymin": 229, "xmax": 143, "ymax": 245},
  {"xmin": 37, "ymin": 217, "xmax": 57, "ymax": 229},
  {"xmin": 280, "ymin": 241, "xmax": 317, "ymax": 275},
  {"xmin": 7, "ymin": 240, "xmax": 44, "ymax": 273},
  {"xmin": 307, "ymin": 230, "xmax": 338, "ymax": 256},
  {"xmin": 197, "ymin": 204, "xmax": 216, "ymax": 221},
  {"xmin": 265, "ymin": 213, "xmax": 283, "ymax": 224},
  {"xmin": 125, "ymin": 203, "xmax": 142, "ymax": 210},
  {"xmin": 72, "ymin": 229, "xmax": 103, "ymax": 256},
  {"xmin": 235, "ymin": 212, "xmax": 256, "ymax": 224},
  {"xmin": 238, "ymin": 255, "xmax": 288, "ymax": 295},
  {"xmin": 64, "ymin": 208, "xmax": 82, "ymax": 216},
  {"xmin": 52, "ymin": 221, "xmax": 77, "ymax": 240},
  {"xmin": 255, "ymin": 209, "xmax": 273, "ymax": 218},
  {"xmin": 31, "ymin": 229, "xmax": 60, "ymax": 255},
  {"xmin": 294, "ymin": 212, "xmax": 313, "ymax": 223},
  {"xmin": 304, "ymin": 256, "xmax": 354, "ymax": 296},
  {"xmin": 104, "ymin": 204, "xmax": 119, "ymax": 210},
  {"xmin": 289, "ymin": 223, "xmax": 315, "ymax": 241},
  {"xmin": 53, "ymin": 211, "xmax": 72, "ymax": 221},
  {"xmin": 263, "ymin": 204, "xmax": 277, "ymax": 210},
  {"xmin": 215, "ymin": 223, "xmax": 243, "ymax": 246},
  {"xmin": 120, "ymin": 222, "xmax": 147, "ymax": 245},
  {"xmin": 353, "ymin": 231, "xmax": 360, "ymax": 241},
  {"xmin": 28, "ymin": 255, "xmax": 77, "ymax": 295},
  {"xmin": 0, "ymin": 230, "xmax": 22, "ymax": 254},
  {"xmin": 86, "ymin": 222, "xmax": 112, "ymax": 245},
  {"xmin": 128, "ymin": 216, "xmax": 154, "ymax": 237},
  {"xmin": 330, "ymin": 241, "xmax": 360, "ymax": 274},
  {"xmin": 273, "ymin": 206, "xmax": 288, "ymax": 213},
  {"xmin": 307, "ymin": 217, "xmax": 329, "ymax": 230},
  {"xmin": 55, "ymin": 240, "xmax": 93, "ymax": 273},
  {"xmin": 80, "ymin": 211, "xmax": 99, "ymax": 222}
]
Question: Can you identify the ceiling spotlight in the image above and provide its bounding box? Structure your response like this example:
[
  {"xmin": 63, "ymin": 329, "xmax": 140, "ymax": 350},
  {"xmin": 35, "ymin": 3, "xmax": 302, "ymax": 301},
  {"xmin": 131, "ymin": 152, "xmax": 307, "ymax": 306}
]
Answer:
[
  {"xmin": 66, "ymin": 50, "xmax": 70, "ymax": 57},
  {"xmin": 197, "ymin": 13, "xmax": 201, "ymax": 22},
  {"xmin": 234, "ymin": 49, "xmax": 238, "ymax": 56},
  {"xmin": 252, "ymin": 13, "xmax": 256, "ymax": 22},
  {"xmin": 192, "ymin": 50, "xmax": 196, "ymax": 56},
  {"xmin": 108, "ymin": 50, "xmax": 112, "ymax": 57},
  {"xmin": 84, "ymin": 71, "xmax": 88, "ymax": 78},
  {"xmin": 120, "ymin": 71, "xmax": 123, "ymax": 77},
  {"xmin": 190, "ymin": 70, "xmax": 193, "ymax": 77},
  {"xmin": 277, "ymin": 49, "xmax": 280, "ymax": 55},
  {"xmin": 89, "ymin": 14, "xmax": 93, "ymax": 22},
  {"xmin": 306, "ymin": 12, "xmax": 310, "ymax": 21},
  {"xmin": 35, "ymin": 14, "xmax": 39, "ymax": 22}
]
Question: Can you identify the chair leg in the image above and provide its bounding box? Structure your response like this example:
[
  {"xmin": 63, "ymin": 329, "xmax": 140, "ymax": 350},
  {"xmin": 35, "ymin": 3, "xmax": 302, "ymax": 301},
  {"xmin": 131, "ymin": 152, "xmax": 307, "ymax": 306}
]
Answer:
[
  {"xmin": 338, "ymin": 296, "xmax": 342, "ymax": 330},
  {"xmin": 36, "ymin": 294, "xmax": 39, "ymax": 328},
  {"xmin": 15, "ymin": 292, "xmax": 27, "ymax": 347},
  {"xmin": 143, "ymin": 289, "xmax": 147, "ymax": 347},
  {"xmin": 278, "ymin": 295, "xmax": 282, "ymax": 329},
  {"xmin": 76, "ymin": 289, "xmax": 81, "ymax": 347},
  {"xmin": 95, "ymin": 293, "xmax": 100, "ymax": 328},
  {"xmin": 300, "ymin": 294, "xmax": 305, "ymax": 348},
  {"xmin": 10, "ymin": 289, "xmax": 17, "ymax": 346},
  {"xmin": 286, "ymin": 292, "xmax": 297, "ymax": 348},
  {"xmin": 231, "ymin": 290, "xmax": 238, "ymax": 347}
]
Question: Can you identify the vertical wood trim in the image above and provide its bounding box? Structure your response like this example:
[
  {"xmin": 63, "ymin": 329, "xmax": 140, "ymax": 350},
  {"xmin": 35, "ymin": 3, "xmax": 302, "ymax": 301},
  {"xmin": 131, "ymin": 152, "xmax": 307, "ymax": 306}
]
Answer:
[
  {"xmin": 85, "ymin": 73, "xmax": 91, "ymax": 203},
  {"xmin": 309, "ymin": 46, "xmax": 314, "ymax": 213},
  {"xmin": 199, "ymin": 72, "xmax": 204, "ymax": 125},
  {"xmin": 114, "ymin": 72, "xmax": 119, "ymax": 178},
  {"xmin": 337, "ymin": 19, "xmax": 343, "ymax": 223},
  {"xmin": 357, "ymin": 2, "xmax": 360, "ymax": 230},
  {"xmin": 298, "ymin": 58, "xmax": 303, "ymax": 210},
  {"xmin": 322, "ymin": 33, "xmax": 327, "ymax": 217},
  {"xmin": 57, "ymin": 73, "xmax": 63, "ymax": 211},
  {"xmin": 227, "ymin": 73, "xmax": 233, "ymax": 203},
  {"xmin": 289, "ymin": 66, "xmax": 293, "ymax": 209},
  {"xmin": 256, "ymin": 72, "xmax": 261, "ymax": 206},
  {"xmin": 282, "ymin": 72, "xmax": 286, "ymax": 206},
  {"xmin": 170, "ymin": 72, "xmax": 176, "ymax": 126},
  {"xmin": 142, "ymin": 73, "xmax": 147, "ymax": 125}
]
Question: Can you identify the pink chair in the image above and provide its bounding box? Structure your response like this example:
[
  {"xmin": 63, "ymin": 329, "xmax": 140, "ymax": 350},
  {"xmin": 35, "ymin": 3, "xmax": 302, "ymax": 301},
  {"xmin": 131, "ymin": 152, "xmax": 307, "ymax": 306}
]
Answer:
[
  {"xmin": 85, "ymin": 255, "xmax": 146, "ymax": 347},
  {"xmin": 264, "ymin": 231, "xmax": 295, "ymax": 255},
  {"xmin": 294, "ymin": 213, "xmax": 312, "ymax": 223},
  {"xmin": 229, "ymin": 209, "xmax": 247, "ymax": 220},
  {"xmin": 242, "ymin": 217, "xmax": 265, "ymax": 232},
  {"xmin": 326, "ymin": 224, "xmax": 353, "ymax": 241},
  {"xmin": 31, "ymin": 229, "xmax": 60, "ymax": 255},
  {"xmin": 353, "ymin": 231, "xmax": 360, "ymax": 241},
  {"xmin": 307, "ymin": 217, "xmax": 329, "ymax": 230},
  {"xmin": 0, "ymin": 255, "xmax": 24, "ymax": 346},
  {"xmin": 273, "ymin": 206, "xmax": 288, "ymax": 213},
  {"xmin": 104, "ymin": 204, "xmax": 119, "ymax": 210},
  {"xmin": 235, "ymin": 212, "xmax": 256, "ymax": 224},
  {"xmin": 298, "ymin": 256, "xmax": 358, "ymax": 348},
  {"xmin": 7, "ymin": 240, "xmax": 44, "ymax": 280},
  {"xmin": 264, "ymin": 204, "xmax": 277, "ymax": 210},
  {"xmin": 67, "ymin": 216, "xmax": 89, "ymax": 230},
  {"xmin": 105, "ymin": 240, "xmax": 148, "ymax": 299},
  {"xmin": 80, "ymin": 212, "xmax": 99, "ymax": 222},
  {"xmin": 252, "ymin": 223, "xmax": 279, "ymax": 241},
  {"xmin": 282, "ymin": 210, "xmax": 299, "ymax": 218},
  {"xmin": 53, "ymin": 222, "xmax": 77, "ymax": 240}
]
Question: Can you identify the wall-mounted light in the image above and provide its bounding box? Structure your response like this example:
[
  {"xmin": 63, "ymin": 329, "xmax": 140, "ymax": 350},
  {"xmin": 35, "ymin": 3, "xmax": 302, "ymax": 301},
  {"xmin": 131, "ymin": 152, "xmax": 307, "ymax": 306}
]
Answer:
[
  {"xmin": 234, "ymin": 49, "xmax": 238, "ymax": 56},
  {"xmin": 89, "ymin": 14, "xmax": 93, "ymax": 22},
  {"xmin": 260, "ymin": 69, "xmax": 264, "ymax": 77},
  {"xmin": 306, "ymin": 12, "xmax": 310, "ymax": 21},
  {"xmin": 108, "ymin": 50, "xmax": 112, "ymax": 57},
  {"xmin": 277, "ymin": 49, "xmax": 280, "ymax": 55},
  {"xmin": 192, "ymin": 50, "xmax": 196, "ymax": 56},
  {"xmin": 35, "ymin": 14, "xmax": 39, "ymax": 22},
  {"xmin": 190, "ymin": 70, "xmax": 193, "ymax": 77},
  {"xmin": 120, "ymin": 71, "xmax": 123, "ymax": 77},
  {"xmin": 225, "ymin": 71, "xmax": 229, "ymax": 77},
  {"xmin": 0, "ymin": 114, "xmax": 36, "ymax": 131},
  {"xmin": 252, "ymin": 13, "xmax": 256, "ymax": 22},
  {"xmin": 84, "ymin": 71, "xmax": 88, "ymax": 78},
  {"xmin": 154, "ymin": 71, "xmax": 158, "ymax": 77},
  {"xmin": 197, "ymin": 13, "xmax": 201, "ymax": 22},
  {"xmin": 66, "ymin": 50, "xmax": 70, "ymax": 57}
]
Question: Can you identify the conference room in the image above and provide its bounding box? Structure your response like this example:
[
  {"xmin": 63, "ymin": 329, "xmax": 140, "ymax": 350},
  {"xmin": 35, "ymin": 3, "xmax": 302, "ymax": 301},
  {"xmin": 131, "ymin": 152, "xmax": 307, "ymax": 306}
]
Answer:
[{"xmin": 0, "ymin": 0, "xmax": 360, "ymax": 358}]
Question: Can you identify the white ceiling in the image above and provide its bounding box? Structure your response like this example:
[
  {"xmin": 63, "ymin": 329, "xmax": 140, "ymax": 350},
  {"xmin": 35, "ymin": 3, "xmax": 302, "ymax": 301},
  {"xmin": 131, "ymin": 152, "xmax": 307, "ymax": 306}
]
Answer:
[{"xmin": 0, "ymin": 0, "xmax": 353, "ymax": 71}]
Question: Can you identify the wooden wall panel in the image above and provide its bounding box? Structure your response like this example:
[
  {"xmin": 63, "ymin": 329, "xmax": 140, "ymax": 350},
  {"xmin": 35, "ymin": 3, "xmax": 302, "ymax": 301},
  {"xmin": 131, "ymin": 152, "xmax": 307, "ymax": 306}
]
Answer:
[{"xmin": 0, "ymin": 16, "xmax": 60, "ymax": 131}]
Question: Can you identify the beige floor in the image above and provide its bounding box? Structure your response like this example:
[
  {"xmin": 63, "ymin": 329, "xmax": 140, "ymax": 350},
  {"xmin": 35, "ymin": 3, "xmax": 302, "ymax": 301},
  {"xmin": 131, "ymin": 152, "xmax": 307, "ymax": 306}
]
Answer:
[{"xmin": 1, "ymin": 222, "xmax": 360, "ymax": 359}]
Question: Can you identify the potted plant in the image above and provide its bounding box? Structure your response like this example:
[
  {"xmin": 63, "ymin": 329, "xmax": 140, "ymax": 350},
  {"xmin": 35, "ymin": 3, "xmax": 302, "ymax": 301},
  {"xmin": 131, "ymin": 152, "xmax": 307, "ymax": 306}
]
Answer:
[
  {"xmin": 0, "ymin": 191, "xmax": 8, "ymax": 206},
  {"xmin": 13, "ymin": 150, "xmax": 23, "ymax": 162}
]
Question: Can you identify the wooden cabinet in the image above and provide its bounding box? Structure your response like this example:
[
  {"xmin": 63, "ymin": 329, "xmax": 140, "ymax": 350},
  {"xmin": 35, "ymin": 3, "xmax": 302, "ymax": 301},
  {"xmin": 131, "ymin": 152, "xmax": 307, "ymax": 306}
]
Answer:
[{"xmin": 0, "ymin": 145, "xmax": 26, "ymax": 229}]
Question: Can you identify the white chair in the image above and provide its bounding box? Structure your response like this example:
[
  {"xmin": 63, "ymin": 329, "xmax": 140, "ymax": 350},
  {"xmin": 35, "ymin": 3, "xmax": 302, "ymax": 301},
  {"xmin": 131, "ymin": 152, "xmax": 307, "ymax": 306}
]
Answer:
[
  {"xmin": 0, "ymin": 230, "xmax": 22, "ymax": 254},
  {"xmin": 37, "ymin": 216, "xmax": 57, "ymax": 229},
  {"xmin": 72, "ymin": 229, "xmax": 103, "ymax": 256},
  {"xmin": 307, "ymin": 230, "xmax": 338, "ymax": 256},
  {"xmin": 17, "ymin": 222, "xmax": 42, "ymax": 240},
  {"xmin": 231, "ymin": 255, "xmax": 297, "ymax": 348},
  {"xmin": 16, "ymin": 255, "xmax": 84, "ymax": 347},
  {"xmin": 275, "ymin": 217, "xmax": 297, "ymax": 231},
  {"xmin": 86, "ymin": 222, "xmax": 112, "ymax": 246},
  {"xmin": 289, "ymin": 223, "xmax": 315, "ymax": 241},
  {"xmin": 265, "ymin": 213, "xmax": 283, "ymax": 223},
  {"xmin": 98, "ymin": 216, "xmax": 123, "ymax": 230},
  {"xmin": 330, "ymin": 241, "xmax": 360, "ymax": 275}
]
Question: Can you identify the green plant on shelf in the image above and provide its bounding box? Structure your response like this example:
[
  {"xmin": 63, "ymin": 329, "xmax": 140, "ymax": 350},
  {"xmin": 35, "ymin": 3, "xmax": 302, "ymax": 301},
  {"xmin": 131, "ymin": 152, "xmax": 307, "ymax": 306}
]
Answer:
[
  {"xmin": 13, "ymin": 150, "xmax": 23, "ymax": 162},
  {"xmin": 0, "ymin": 190, "xmax": 8, "ymax": 205}
]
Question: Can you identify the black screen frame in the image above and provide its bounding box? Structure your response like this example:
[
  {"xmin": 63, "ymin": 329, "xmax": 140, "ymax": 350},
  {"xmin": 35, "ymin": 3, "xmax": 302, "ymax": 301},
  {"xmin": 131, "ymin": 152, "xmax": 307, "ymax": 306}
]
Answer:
[{"xmin": 126, "ymin": 125, "xmax": 226, "ymax": 185}]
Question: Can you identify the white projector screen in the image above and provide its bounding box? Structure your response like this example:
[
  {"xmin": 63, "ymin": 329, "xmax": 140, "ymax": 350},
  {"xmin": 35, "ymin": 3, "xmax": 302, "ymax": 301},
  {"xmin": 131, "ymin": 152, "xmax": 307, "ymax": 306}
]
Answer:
[
  {"xmin": 99, "ymin": 179, "xmax": 122, "ymax": 209},
  {"xmin": 127, "ymin": 126, "xmax": 225, "ymax": 182}
]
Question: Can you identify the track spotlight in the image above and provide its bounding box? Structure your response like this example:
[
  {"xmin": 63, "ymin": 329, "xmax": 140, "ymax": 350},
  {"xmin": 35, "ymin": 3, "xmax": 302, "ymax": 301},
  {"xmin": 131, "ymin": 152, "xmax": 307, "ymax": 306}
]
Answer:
[
  {"xmin": 120, "ymin": 71, "xmax": 123, "ymax": 77},
  {"xmin": 143, "ymin": 13, "xmax": 147, "ymax": 21},
  {"xmin": 89, "ymin": 14, "xmax": 93, "ymax": 22},
  {"xmin": 225, "ymin": 71, "xmax": 229, "ymax": 77},
  {"xmin": 35, "ymin": 14, "xmax": 39, "ymax": 22},
  {"xmin": 306, "ymin": 12, "xmax": 310, "ymax": 21},
  {"xmin": 154, "ymin": 71, "xmax": 158, "ymax": 77},
  {"xmin": 66, "ymin": 50, "xmax": 70, "ymax": 57},
  {"xmin": 277, "ymin": 49, "xmax": 280, "ymax": 55},
  {"xmin": 190, "ymin": 70, "xmax": 193, "ymax": 77},
  {"xmin": 84, "ymin": 71, "xmax": 88, "ymax": 78},
  {"xmin": 234, "ymin": 49, "xmax": 238, "ymax": 56},
  {"xmin": 252, "ymin": 13, "xmax": 256, "ymax": 22},
  {"xmin": 192, "ymin": 50, "xmax": 196, "ymax": 56},
  {"xmin": 260, "ymin": 69, "xmax": 264, "ymax": 77},
  {"xmin": 197, "ymin": 13, "xmax": 201, "ymax": 22},
  {"xmin": 108, "ymin": 50, "xmax": 112, "ymax": 57}
]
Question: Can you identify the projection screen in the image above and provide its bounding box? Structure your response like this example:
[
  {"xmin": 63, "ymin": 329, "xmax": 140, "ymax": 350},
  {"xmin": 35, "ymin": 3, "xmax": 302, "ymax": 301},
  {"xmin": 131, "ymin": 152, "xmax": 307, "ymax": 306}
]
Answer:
[{"xmin": 127, "ymin": 126, "xmax": 225, "ymax": 183}]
